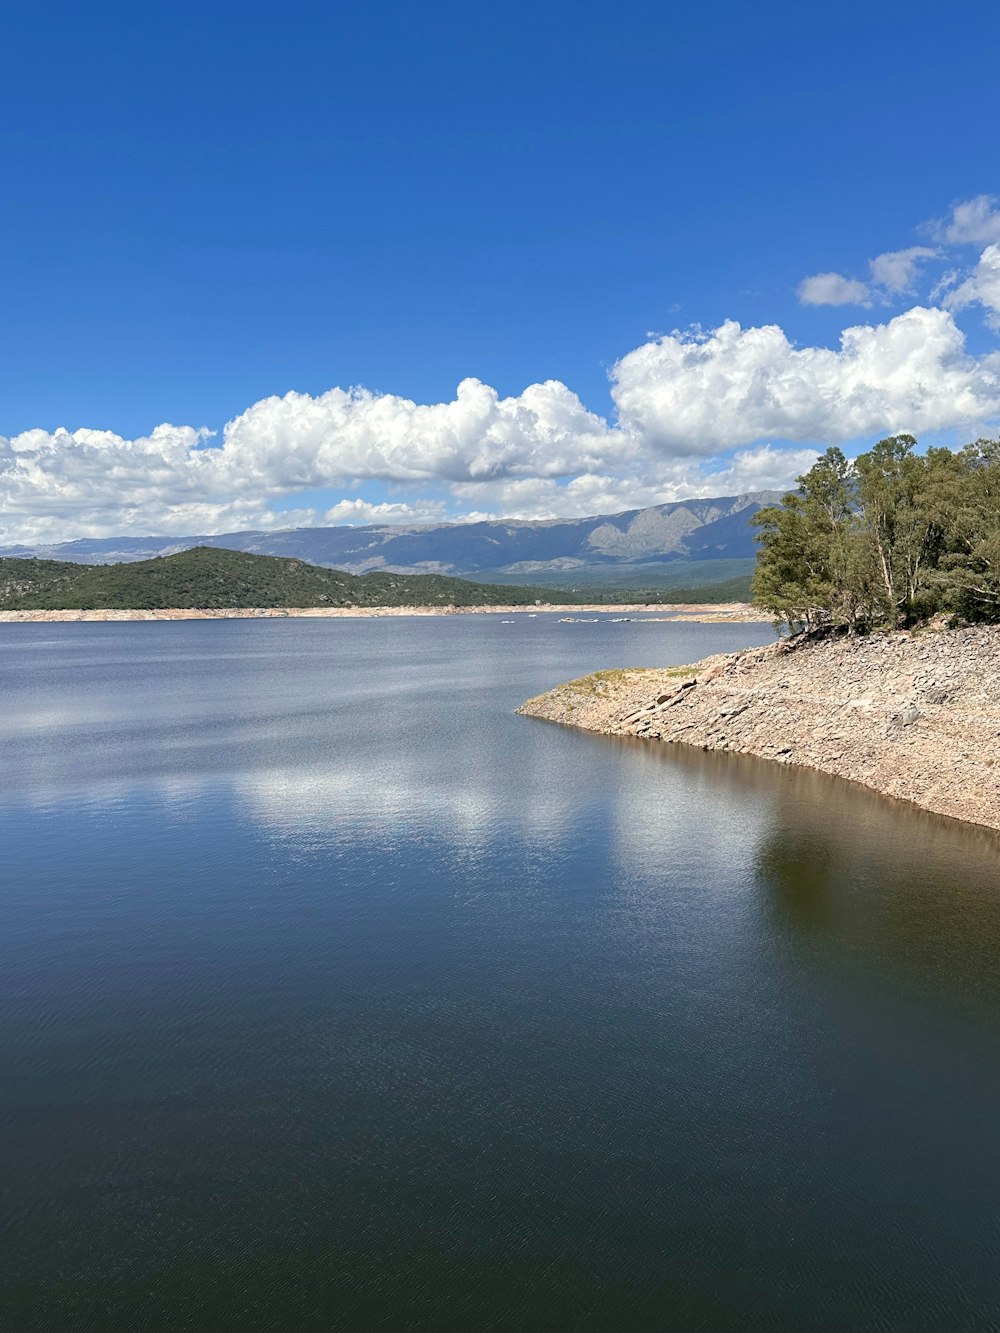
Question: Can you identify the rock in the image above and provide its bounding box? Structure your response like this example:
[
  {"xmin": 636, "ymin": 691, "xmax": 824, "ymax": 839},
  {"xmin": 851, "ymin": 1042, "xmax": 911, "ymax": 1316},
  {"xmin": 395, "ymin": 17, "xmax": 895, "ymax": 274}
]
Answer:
[
  {"xmin": 697, "ymin": 663, "xmax": 726, "ymax": 684},
  {"xmin": 518, "ymin": 627, "xmax": 1000, "ymax": 832},
  {"xmin": 893, "ymin": 703, "xmax": 921, "ymax": 727}
]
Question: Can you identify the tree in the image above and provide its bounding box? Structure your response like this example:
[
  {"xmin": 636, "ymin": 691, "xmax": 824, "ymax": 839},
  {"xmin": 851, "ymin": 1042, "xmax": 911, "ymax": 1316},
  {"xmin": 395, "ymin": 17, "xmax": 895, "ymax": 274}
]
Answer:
[
  {"xmin": 751, "ymin": 434, "xmax": 1000, "ymax": 632},
  {"xmin": 937, "ymin": 439, "xmax": 1000, "ymax": 621},
  {"xmin": 752, "ymin": 448, "xmax": 867, "ymax": 632}
]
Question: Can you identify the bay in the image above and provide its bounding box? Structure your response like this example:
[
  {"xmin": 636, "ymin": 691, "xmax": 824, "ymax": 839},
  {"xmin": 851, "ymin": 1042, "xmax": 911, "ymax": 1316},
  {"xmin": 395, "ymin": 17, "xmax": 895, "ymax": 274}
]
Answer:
[{"xmin": 1, "ymin": 614, "xmax": 999, "ymax": 1332}]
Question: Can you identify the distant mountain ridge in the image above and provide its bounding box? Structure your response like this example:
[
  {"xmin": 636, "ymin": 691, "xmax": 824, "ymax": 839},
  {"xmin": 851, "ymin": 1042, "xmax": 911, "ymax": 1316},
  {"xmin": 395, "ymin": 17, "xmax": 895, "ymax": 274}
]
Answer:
[{"xmin": 0, "ymin": 492, "xmax": 780, "ymax": 580}]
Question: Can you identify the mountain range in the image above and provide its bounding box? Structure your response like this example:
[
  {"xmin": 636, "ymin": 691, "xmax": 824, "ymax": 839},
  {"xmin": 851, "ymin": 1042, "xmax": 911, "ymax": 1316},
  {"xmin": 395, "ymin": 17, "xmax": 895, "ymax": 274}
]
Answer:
[{"xmin": 0, "ymin": 491, "xmax": 780, "ymax": 589}]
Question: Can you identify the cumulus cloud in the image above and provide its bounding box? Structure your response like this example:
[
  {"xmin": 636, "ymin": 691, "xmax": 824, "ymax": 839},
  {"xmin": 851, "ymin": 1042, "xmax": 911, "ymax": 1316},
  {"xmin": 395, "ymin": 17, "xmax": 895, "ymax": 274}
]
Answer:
[
  {"xmin": 0, "ymin": 380, "xmax": 630, "ymax": 543},
  {"xmin": 447, "ymin": 443, "xmax": 824, "ymax": 522},
  {"xmin": 868, "ymin": 246, "xmax": 938, "ymax": 294},
  {"xmin": 797, "ymin": 272, "xmax": 872, "ymax": 306},
  {"xmin": 931, "ymin": 195, "xmax": 1000, "ymax": 246},
  {"xmin": 2, "ymin": 295, "xmax": 999, "ymax": 543},
  {"xmin": 798, "ymin": 249, "xmax": 938, "ymax": 308},
  {"xmin": 322, "ymin": 498, "xmax": 450, "ymax": 526},
  {"xmin": 219, "ymin": 377, "xmax": 627, "ymax": 487},
  {"xmin": 698, "ymin": 444, "xmax": 822, "ymax": 495},
  {"xmin": 448, "ymin": 474, "xmax": 671, "ymax": 523},
  {"xmin": 940, "ymin": 245, "xmax": 1000, "ymax": 330},
  {"xmin": 796, "ymin": 197, "xmax": 1000, "ymax": 311},
  {"xmin": 609, "ymin": 308, "xmax": 1000, "ymax": 454}
]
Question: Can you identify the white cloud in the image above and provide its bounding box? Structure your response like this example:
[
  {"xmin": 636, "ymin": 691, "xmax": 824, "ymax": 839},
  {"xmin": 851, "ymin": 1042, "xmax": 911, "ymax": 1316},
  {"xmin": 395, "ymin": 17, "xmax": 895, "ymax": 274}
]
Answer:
[
  {"xmin": 698, "ymin": 445, "xmax": 822, "ymax": 496},
  {"xmin": 448, "ymin": 474, "xmax": 674, "ymax": 522},
  {"xmin": 218, "ymin": 376, "xmax": 627, "ymax": 487},
  {"xmin": 797, "ymin": 272, "xmax": 872, "ymax": 306},
  {"xmin": 869, "ymin": 246, "xmax": 938, "ymax": 294},
  {"xmin": 0, "ymin": 381, "xmax": 630, "ymax": 542},
  {"xmin": 932, "ymin": 195, "xmax": 1000, "ymax": 246},
  {"xmin": 448, "ymin": 445, "xmax": 819, "ymax": 521},
  {"xmin": 1, "ymin": 295, "xmax": 998, "ymax": 543},
  {"xmin": 610, "ymin": 308, "xmax": 1000, "ymax": 453},
  {"xmin": 798, "ymin": 250, "xmax": 937, "ymax": 308},
  {"xmin": 797, "ymin": 198, "xmax": 1000, "ymax": 312},
  {"xmin": 322, "ymin": 498, "xmax": 450, "ymax": 526},
  {"xmin": 940, "ymin": 245, "xmax": 1000, "ymax": 331}
]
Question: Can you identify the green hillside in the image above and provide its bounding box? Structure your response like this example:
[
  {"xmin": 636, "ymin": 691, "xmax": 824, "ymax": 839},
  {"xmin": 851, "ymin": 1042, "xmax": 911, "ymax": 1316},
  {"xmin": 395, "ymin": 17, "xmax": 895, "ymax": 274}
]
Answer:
[
  {"xmin": 580, "ymin": 573, "xmax": 753, "ymax": 604},
  {"xmin": 0, "ymin": 546, "xmax": 580, "ymax": 611},
  {"xmin": 481, "ymin": 557, "xmax": 756, "ymax": 591}
]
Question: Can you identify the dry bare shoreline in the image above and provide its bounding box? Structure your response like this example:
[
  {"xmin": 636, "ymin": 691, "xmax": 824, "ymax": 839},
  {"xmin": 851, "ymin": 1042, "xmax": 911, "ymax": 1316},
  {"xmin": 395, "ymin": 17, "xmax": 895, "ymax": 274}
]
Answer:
[
  {"xmin": 0, "ymin": 601, "xmax": 767, "ymax": 624},
  {"xmin": 518, "ymin": 626, "xmax": 1000, "ymax": 833}
]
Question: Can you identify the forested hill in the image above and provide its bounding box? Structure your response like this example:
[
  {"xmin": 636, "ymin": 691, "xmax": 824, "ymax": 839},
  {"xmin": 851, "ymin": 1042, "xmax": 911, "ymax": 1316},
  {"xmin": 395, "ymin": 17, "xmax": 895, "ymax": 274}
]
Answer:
[{"xmin": 0, "ymin": 546, "xmax": 577, "ymax": 611}]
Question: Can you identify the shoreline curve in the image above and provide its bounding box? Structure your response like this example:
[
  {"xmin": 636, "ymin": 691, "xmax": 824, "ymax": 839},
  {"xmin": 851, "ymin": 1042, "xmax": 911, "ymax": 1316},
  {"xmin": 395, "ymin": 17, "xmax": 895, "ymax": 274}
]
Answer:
[
  {"xmin": 517, "ymin": 627, "xmax": 1000, "ymax": 834},
  {"xmin": 0, "ymin": 601, "xmax": 767, "ymax": 624}
]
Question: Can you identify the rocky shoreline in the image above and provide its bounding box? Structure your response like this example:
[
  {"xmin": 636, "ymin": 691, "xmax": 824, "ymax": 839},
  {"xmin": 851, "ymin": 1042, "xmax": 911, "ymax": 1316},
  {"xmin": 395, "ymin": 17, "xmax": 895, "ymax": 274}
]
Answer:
[
  {"xmin": 0, "ymin": 601, "xmax": 763, "ymax": 624},
  {"xmin": 518, "ymin": 626, "xmax": 1000, "ymax": 833}
]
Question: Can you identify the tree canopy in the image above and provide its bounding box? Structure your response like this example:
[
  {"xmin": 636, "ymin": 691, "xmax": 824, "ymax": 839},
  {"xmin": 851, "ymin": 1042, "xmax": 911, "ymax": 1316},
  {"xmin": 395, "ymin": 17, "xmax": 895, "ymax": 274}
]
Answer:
[{"xmin": 751, "ymin": 436, "xmax": 1000, "ymax": 631}]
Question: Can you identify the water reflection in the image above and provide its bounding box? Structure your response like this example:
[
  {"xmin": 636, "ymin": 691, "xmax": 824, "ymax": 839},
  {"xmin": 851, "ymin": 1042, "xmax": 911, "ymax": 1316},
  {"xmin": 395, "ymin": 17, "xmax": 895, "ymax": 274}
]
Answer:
[
  {"xmin": 4, "ymin": 616, "xmax": 1000, "ymax": 1332},
  {"xmin": 638, "ymin": 740, "xmax": 1000, "ymax": 999},
  {"xmin": 756, "ymin": 829, "xmax": 839, "ymax": 932}
]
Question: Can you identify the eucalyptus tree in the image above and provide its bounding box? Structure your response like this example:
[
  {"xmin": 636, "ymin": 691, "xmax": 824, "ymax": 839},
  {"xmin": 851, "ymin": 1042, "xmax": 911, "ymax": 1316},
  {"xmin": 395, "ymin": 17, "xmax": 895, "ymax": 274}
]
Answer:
[
  {"xmin": 751, "ymin": 434, "xmax": 1000, "ymax": 631},
  {"xmin": 751, "ymin": 447, "xmax": 864, "ymax": 632},
  {"xmin": 937, "ymin": 438, "xmax": 1000, "ymax": 621},
  {"xmin": 853, "ymin": 435, "xmax": 953, "ymax": 626}
]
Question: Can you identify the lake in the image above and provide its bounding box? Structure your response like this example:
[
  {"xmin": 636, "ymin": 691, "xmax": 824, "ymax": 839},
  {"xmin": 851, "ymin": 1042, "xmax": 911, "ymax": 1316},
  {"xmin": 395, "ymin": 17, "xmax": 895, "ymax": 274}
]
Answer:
[{"xmin": 2, "ymin": 614, "xmax": 999, "ymax": 1332}]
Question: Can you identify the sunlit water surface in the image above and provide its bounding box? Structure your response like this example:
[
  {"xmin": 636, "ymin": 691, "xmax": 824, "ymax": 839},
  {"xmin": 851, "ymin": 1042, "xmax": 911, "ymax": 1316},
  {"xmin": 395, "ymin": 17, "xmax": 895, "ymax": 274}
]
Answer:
[{"xmin": 1, "ymin": 615, "xmax": 999, "ymax": 1332}]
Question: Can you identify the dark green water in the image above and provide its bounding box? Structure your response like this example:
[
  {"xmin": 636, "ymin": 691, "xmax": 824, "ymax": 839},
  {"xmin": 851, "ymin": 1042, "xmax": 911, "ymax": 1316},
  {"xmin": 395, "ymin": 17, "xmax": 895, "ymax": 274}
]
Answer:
[{"xmin": 1, "ymin": 615, "xmax": 999, "ymax": 1332}]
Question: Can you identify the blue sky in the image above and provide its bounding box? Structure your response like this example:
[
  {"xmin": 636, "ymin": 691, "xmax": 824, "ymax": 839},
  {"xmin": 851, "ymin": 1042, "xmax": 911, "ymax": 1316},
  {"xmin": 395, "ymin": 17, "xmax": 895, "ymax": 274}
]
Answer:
[{"xmin": 1, "ymin": 0, "xmax": 999, "ymax": 541}]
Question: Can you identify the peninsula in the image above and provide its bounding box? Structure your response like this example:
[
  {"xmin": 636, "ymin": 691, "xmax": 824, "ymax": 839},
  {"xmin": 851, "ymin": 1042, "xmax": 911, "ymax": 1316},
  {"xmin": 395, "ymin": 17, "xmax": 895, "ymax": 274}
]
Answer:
[
  {"xmin": 521, "ymin": 432, "xmax": 1000, "ymax": 832},
  {"xmin": 518, "ymin": 626, "xmax": 1000, "ymax": 832}
]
